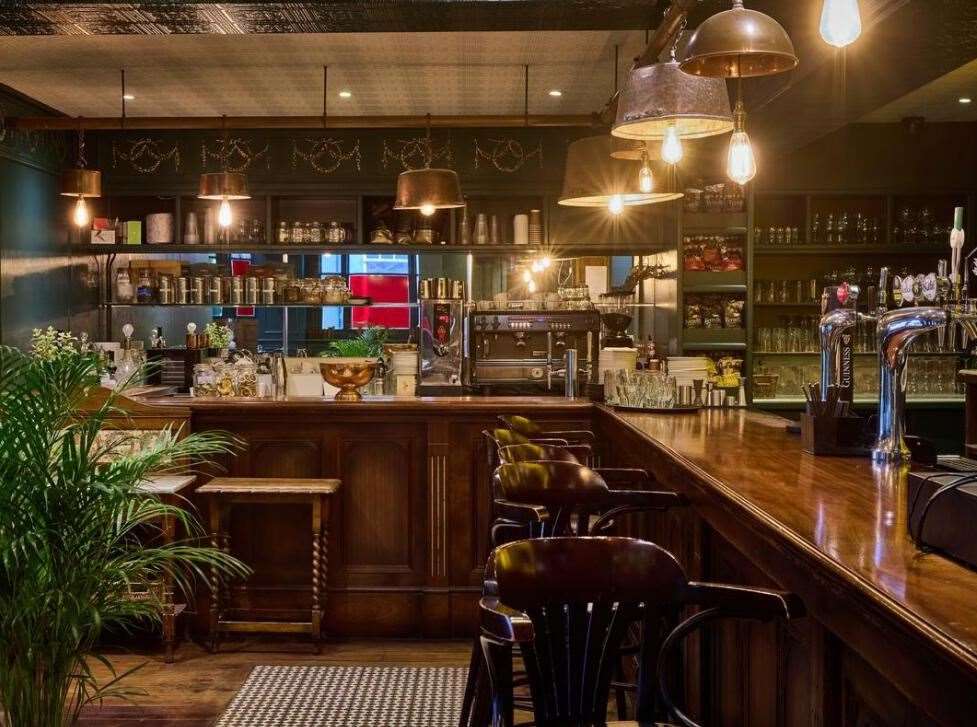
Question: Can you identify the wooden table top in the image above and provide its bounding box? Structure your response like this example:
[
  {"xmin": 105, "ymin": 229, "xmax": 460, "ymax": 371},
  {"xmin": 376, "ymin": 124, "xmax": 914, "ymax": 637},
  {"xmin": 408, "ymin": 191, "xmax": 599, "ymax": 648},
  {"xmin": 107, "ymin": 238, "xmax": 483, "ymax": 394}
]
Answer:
[
  {"xmin": 197, "ymin": 477, "xmax": 341, "ymax": 495},
  {"xmin": 137, "ymin": 474, "xmax": 195, "ymax": 495},
  {"xmin": 607, "ymin": 406, "xmax": 977, "ymax": 677}
]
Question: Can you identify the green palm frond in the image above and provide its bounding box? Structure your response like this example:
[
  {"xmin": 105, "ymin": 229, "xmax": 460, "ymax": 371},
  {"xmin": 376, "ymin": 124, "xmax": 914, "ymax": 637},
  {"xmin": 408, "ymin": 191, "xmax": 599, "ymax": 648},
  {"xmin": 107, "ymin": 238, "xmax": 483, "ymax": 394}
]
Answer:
[{"xmin": 0, "ymin": 345, "xmax": 250, "ymax": 727}]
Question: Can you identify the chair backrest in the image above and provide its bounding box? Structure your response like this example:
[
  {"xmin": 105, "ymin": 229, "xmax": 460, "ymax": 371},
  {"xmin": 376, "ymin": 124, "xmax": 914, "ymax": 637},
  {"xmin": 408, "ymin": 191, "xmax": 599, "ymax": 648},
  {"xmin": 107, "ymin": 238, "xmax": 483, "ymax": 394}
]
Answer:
[
  {"xmin": 498, "ymin": 414, "xmax": 541, "ymax": 437},
  {"xmin": 491, "ymin": 537, "xmax": 687, "ymax": 726},
  {"xmin": 494, "ymin": 461, "xmax": 614, "ymax": 536},
  {"xmin": 497, "ymin": 442, "xmax": 581, "ymax": 465}
]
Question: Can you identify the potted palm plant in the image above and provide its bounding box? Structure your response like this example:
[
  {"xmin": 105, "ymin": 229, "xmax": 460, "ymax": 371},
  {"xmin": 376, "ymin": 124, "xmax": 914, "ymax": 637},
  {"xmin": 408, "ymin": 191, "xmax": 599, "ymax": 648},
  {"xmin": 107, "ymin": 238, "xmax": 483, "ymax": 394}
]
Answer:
[{"xmin": 0, "ymin": 332, "xmax": 249, "ymax": 726}]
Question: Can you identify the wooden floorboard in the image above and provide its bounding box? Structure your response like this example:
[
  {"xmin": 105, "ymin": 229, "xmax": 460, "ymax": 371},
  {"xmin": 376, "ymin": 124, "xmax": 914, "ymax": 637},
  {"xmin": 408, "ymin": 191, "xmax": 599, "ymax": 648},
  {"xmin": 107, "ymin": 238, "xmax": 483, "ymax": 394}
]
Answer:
[{"xmin": 78, "ymin": 639, "xmax": 471, "ymax": 726}]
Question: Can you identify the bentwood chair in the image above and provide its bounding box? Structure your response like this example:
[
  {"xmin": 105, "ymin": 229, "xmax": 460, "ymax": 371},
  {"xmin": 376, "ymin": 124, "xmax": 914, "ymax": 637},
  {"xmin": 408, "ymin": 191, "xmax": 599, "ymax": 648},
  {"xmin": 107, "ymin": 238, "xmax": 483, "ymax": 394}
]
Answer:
[
  {"xmin": 460, "ymin": 460, "xmax": 685, "ymax": 727},
  {"xmin": 480, "ymin": 537, "xmax": 804, "ymax": 727}
]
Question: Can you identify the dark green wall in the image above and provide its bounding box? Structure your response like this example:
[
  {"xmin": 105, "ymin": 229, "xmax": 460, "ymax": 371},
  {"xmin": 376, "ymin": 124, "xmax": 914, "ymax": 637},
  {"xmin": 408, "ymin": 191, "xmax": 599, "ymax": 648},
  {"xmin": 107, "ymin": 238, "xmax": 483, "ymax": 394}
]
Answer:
[{"xmin": 0, "ymin": 91, "xmax": 70, "ymax": 349}]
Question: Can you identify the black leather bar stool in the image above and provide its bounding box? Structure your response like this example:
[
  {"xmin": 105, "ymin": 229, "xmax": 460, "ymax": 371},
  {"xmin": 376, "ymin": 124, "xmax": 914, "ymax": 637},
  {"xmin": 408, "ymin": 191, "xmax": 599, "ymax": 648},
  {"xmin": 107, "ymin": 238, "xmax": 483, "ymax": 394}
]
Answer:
[{"xmin": 480, "ymin": 537, "xmax": 804, "ymax": 727}]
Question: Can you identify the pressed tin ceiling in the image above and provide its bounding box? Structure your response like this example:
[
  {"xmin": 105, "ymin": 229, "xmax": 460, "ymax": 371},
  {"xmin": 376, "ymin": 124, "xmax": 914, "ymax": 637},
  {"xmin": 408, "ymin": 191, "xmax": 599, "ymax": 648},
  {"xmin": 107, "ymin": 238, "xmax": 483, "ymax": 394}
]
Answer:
[
  {"xmin": 0, "ymin": 1, "xmax": 662, "ymax": 35},
  {"xmin": 0, "ymin": 31, "xmax": 647, "ymax": 117}
]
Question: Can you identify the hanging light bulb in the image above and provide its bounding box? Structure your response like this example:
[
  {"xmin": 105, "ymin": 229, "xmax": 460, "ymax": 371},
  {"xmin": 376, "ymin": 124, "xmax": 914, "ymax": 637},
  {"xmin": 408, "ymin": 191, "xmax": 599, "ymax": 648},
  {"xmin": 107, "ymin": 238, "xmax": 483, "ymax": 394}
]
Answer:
[
  {"xmin": 540, "ymin": 255, "xmax": 552, "ymax": 269},
  {"xmin": 218, "ymin": 199, "xmax": 232, "ymax": 228},
  {"xmin": 419, "ymin": 203, "xmax": 437, "ymax": 217},
  {"xmin": 530, "ymin": 260, "xmax": 543, "ymax": 273},
  {"xmin": 661, "ymin": 124, "xmax": 684, "ymax": 165},
  {"xmin": 608, "ymin": 194, "xmax": 625, "ymax": 216},
  {"xmin": 638, "ymin": 150, "xmax": 655, "ymax": 194},
  {"xmin": 72, "ymin": 196, "xmax": 90, "ymax": 228},
  {"xmin": 527, "ymin": 279, "xmax": 538, "ymax": 294},
  {"xmin": 727, "ymin": 100, "xmax": 757, "ymax": 186},
  {"xmin": 522, "ymin": 269, "xmax": 533, "ymax": 283},
  {"xmin": 820, "ymin": 0, "xmax": 862, "ymax": 48}
]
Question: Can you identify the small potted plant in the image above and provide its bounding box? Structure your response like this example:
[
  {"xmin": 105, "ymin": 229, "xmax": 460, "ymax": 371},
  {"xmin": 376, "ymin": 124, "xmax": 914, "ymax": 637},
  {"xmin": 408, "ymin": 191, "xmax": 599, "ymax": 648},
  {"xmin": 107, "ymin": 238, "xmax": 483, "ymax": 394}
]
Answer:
[{"xmin": 203, "ymin": 321, "xmax": 233, "ymax": 360}]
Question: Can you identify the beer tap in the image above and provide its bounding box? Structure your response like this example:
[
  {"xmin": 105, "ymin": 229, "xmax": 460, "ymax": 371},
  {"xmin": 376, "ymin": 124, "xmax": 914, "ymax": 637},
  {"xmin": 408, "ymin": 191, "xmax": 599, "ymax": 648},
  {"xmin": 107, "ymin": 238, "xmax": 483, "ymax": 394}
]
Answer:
[{"xmin": 818, "ymin": 283, "xmax": 875, "ymax": 400}]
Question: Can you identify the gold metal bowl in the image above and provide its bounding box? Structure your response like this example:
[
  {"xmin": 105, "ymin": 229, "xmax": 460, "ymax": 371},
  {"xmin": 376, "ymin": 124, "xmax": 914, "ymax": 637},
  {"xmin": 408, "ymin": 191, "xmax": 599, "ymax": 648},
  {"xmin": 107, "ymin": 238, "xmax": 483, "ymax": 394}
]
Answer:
[{"xmin": 319, "ymin": 358, "xmax": 378, "ymax": 402}]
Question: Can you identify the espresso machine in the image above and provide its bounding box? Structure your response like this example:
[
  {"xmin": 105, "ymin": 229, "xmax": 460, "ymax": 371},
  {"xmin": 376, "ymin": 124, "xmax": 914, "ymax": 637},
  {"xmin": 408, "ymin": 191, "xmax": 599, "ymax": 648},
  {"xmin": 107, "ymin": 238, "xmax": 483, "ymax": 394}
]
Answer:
[
  {"xmin": 417, "ymin": 277, "xmax": 465, "ymax": 395},
  {"xmin": 467, "ymin": 309, "xmax": 600, "ymax": 394}
]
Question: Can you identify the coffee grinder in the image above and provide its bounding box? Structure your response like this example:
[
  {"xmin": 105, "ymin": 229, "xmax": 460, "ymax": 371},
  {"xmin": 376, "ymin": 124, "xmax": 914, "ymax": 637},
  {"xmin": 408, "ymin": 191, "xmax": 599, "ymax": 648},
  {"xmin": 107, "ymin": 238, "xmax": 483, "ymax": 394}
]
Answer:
[
  {"xmin": 417, "ymin": 277, "xmax": 466, "ymax": 395},
  {"xmin": 598, "ymin": 292, "xmax": 635, "ymax": 347}
]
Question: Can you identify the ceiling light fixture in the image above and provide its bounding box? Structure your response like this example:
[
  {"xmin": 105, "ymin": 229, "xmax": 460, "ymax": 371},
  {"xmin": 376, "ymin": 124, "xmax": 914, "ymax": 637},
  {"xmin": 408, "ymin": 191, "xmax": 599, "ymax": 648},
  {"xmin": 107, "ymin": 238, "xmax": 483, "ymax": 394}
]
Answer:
[
  {"xmin": 548, "ymin": 89, "xmax": 563, "ymax": 97},
  {"xmin": 680, "ymin": 0, "xmax": 798, "ymax": 79},
  {"xmin": 960, "ymin": 97, "xmax": 972, "ymax": 104},
  {"xmin": 558, "ymin": 135, "xmax": 682, "ymax": 214},
  {"xmin": 394, "ymin": 114, "xmax": 464, "ymax": 216},
  {"xmin": 198, "ymin": 115, "xmax": 251, "ymax": 230},
  {"xmin": 727, "ymin": 97, "xmax": 756, "ymax": 186},
  {"xmin": 338, "ymin": 90, "xmax": 352, "ymax": 98},
  {"xmin": 61, "ymin": 123, "xmax": 100, "ymax": 229},
  {"xmin": 122, "ymin": 93, "xmax": 135, "ymax": 101},
  {"xmin": 820, "ymin": 0, "xmax": 862, "ymax": 49}
]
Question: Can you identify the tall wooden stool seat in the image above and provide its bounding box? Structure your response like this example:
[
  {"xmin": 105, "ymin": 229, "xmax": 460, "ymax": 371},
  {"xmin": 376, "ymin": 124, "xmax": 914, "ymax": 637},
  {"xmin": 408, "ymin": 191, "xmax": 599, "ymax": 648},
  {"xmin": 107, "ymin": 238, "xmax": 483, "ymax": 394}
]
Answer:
[{"xmin": 196, "ymin": 477, "xmax": 341, "ymax": 652}]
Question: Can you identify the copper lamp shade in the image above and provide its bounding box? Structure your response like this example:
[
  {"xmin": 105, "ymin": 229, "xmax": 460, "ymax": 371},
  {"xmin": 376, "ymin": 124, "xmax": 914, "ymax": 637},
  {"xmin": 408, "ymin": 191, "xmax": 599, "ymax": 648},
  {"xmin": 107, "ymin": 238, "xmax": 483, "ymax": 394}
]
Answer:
[
  {"xmin": 60, "ymin": 168, "xmax": 101, "ymax": 198},
  {"xmin": 393, "ymin": 168, "xmax": 465, "ymax": 211},
  {"xmin": 559, "ymin": 135, "xmax": 682, "ymax": 207},
  {"xmin": 198, "ymin": 171, "xmax": 250, "ymax": 200},
  {"xmin": 679, "ymin": 0, "xmax": 798, "ymax": 79},
  {"xmin": 612, "ymin": 61, "xmax": 734, "ymax": 141}
]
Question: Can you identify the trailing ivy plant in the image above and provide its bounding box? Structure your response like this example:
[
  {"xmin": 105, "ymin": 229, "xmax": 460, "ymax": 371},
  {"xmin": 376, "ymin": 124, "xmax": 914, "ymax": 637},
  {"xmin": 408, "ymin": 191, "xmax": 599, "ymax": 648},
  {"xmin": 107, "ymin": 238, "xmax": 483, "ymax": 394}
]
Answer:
[{"xmin": 0, "ymin": 342, "xmax": 250, "ymax": 726}]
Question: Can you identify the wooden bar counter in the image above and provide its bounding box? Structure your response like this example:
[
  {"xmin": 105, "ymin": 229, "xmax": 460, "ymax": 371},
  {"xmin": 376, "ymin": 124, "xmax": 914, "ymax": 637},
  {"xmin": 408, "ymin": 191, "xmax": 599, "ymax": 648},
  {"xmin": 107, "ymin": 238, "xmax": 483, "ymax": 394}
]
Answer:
[{"xmin": 138, "ymin": 394, "xmax": 975, "ymax": 725}]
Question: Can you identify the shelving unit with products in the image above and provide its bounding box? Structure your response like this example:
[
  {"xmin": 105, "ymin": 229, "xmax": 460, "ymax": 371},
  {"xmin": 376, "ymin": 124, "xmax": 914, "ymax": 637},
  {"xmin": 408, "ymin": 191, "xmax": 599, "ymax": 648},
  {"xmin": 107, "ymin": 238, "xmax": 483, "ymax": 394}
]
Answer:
[
  {"xmin": 750, "ymin": 190, "xmax": 976, "ymax": 411},
  {"xmin": 676, "ymin": 182, "xmax": 752, "ymax": 393},
  {"xmin": 71, "ymin": 187, "xmax": 677, "ymax": 354}
]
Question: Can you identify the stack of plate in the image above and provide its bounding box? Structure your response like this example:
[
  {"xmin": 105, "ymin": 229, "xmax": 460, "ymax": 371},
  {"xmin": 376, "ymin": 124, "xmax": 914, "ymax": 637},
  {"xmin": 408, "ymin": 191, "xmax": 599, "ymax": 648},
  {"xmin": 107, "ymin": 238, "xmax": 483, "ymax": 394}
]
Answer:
[{"xmin": 667, "ymin": 356, "xmax": 710, "ymax": 388}]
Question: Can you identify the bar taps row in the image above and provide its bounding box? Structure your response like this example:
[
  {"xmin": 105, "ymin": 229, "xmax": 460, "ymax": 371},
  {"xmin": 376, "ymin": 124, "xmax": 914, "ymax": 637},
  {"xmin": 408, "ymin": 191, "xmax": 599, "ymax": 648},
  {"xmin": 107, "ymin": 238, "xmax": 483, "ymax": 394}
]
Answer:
[{"xmin": 818, "ymin": 259, "xmax": 977, "ymax": 464}]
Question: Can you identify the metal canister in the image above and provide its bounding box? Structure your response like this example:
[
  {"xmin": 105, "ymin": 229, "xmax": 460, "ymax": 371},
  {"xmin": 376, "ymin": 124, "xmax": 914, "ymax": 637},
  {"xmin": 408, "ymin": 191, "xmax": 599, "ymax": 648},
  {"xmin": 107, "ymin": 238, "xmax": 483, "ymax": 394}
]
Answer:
[
  {"xmin": 434, "ymin": 277, "xmax": 450, "ymax": 299},
  {"xmin": 191, "ymin": 276, "xmax": 205, "ymax": 305},
  {"xmin": 450, "ymin": 280, "xmax": 465, "ymax": 300},
  {"xmin": 176, "ymin": 276, "xmax": 190, "ymax": 305},
  {"xmin": 158, "ymin": 275, "xmax": 174, "ymax": 305},
  {"xmin": 419, "ymin": 278, "xmax": 433, "ymax": 299},
  {"xmin": 231, "ymin": 276, "xmax": 245, "ymax": 305},
  {"xmin": 245, "ymin": 276, "xmax": 259, "ymax": 305},
  {"xmin": 208, "ymin": 276, "xmax": 223, "ymax": 305},
  {"xmin": 261, "ymin": 277, "xmax": 276, "ymax": 305}
]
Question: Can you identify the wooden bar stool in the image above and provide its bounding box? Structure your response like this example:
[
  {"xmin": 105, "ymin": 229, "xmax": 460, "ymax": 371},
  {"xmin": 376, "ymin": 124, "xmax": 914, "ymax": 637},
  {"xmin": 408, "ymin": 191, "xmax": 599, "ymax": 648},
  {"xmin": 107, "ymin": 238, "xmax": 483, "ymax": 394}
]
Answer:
[{"xmin": 196, "ymin": 477, "xmax": 341, "ymax": 653}]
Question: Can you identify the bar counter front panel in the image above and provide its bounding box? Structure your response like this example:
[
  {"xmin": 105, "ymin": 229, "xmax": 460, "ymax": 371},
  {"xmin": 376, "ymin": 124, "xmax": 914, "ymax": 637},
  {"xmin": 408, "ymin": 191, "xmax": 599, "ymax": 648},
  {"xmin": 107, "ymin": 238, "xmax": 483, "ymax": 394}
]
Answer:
[{"xmin": 161, "ymin": 395, "xmax": 977, "ymax": 726}]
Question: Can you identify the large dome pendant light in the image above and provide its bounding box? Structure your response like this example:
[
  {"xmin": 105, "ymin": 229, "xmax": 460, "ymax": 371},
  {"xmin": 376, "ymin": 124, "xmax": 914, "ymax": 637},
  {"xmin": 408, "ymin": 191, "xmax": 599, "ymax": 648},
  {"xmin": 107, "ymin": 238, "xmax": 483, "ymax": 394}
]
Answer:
[
  {"xmin": 393, "ymin": 114, "xmax": 464, "ymax": 216},
  {"xmin": 558, "ymin": 135, "xmax": 682, "ymax": 214},
  {"xmin": 611, "ymin": 51, "xmax": 734, "ymax": 151},
  {"xmin": 198, "ymin": 115, "xmax": 250, "ymax": 231},
  {"xmin": 61, "ymin": 124, "xmax": 101, "ymax": 229},
  {"xmin": 679, "ymin": 0, "xmax": 798, "ymax": 79}
]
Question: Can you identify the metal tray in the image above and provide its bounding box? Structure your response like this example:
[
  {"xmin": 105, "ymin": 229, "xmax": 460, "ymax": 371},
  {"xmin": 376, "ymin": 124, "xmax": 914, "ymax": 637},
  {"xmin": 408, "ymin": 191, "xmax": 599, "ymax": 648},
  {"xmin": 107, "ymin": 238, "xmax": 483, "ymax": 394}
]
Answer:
[{"xmin": 611, "ymin": 404, "xmax": 702, "ymax": 414}]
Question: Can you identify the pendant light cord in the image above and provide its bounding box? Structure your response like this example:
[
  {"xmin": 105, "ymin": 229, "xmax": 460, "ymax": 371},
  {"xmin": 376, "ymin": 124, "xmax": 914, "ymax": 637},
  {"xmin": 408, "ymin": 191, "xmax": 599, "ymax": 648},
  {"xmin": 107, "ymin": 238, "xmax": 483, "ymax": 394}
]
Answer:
[
  {"xmin": 221, "ymin": 113, "xmax": 229, "ymax": 173},
  {"xmin": 322, "ymin": 65, "xmax": 328, "ymax": 129},
  {"xmin": 523, "ymin": 64, "xmax": 529, "ymax": 127}
]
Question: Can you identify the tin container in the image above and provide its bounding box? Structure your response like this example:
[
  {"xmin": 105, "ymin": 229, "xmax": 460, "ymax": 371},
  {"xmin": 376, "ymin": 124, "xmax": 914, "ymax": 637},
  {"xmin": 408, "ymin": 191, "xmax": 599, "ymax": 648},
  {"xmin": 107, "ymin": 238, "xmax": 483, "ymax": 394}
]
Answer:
[
  {"xmin": 207, "ymin": 276, "xmax": 223, "ymax": 305},
  {"xmin": 176, "ymin": 276, "xmax": 190, "ymax": 305},
  {"xmin": 245, "ymin": 276, "xmax": 259, "ymax": 305},
  {"xmin": 157, "ymin": 275, "xmax": 174, "ymax": 305},
  {"xmin": 191, "ymin": 276, "xmax": 206, "ymax": 305},
  {"xmin": 231, "ymin": 276, "xmax": 245, "ymax": 305}
]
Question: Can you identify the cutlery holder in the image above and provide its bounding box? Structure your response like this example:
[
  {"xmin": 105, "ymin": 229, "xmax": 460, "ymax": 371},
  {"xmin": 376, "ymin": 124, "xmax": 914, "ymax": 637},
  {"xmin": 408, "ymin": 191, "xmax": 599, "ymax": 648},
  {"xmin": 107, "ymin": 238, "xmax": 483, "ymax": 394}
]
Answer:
[{"xmin": 801, "ymin": 413, "xmax": 870, "ymax": 456}]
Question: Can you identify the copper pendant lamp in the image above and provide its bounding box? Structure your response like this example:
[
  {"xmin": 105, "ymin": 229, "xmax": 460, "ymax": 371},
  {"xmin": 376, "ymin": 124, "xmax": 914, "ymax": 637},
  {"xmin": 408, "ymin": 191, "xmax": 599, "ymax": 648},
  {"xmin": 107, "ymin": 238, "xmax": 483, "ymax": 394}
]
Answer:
[
  {"xmin": 558, "ymin": 135, "xmax": 682, "ymax": 210},
  {"xmin": 612, "ymin": 60, "xmax": 734, "ymax": 141},
  {"xmin": 198, "ymin": 115, "xmax": 250, "ymax": 231},
  {"xmin": 680, "ymin": 0, "xmax": 798, "ymax": 79},
  {"xmin": 393, "ymin": 114, "xmax": 464, "ymax": 216},
  {"xmin": 61, "ymin": 127, "xmax": 101, "ymax": 228},
  {"xmin": 394, "ymin": 168, "xmax": 464, "ymax": 215}
]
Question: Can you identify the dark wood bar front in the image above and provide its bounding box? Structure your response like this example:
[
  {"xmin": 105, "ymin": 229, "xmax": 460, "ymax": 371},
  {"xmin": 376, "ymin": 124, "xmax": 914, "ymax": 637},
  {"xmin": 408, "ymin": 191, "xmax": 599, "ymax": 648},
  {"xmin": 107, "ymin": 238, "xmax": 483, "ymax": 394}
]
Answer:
[{"xmin": 142, "ymin": 394, "xmax": 977, "ymax": 725}]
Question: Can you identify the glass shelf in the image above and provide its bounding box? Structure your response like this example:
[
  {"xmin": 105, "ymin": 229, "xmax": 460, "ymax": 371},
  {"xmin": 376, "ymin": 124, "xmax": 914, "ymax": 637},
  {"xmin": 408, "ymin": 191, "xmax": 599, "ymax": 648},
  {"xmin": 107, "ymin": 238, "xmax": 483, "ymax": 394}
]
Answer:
[{"xmin": 102, "ymin": 303, "xmax": 419, "ymax": 309}]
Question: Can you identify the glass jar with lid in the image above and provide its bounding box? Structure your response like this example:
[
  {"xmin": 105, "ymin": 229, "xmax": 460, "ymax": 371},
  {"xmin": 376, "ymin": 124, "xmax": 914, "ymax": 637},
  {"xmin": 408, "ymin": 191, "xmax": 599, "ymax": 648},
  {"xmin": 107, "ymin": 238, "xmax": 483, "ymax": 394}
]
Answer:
[
  {"xmin": 277, "ymin": 221, "xmax": 290, "ymax": 244},
  {"xmin": 308, "ymin": 221, "xmax": 323, "ymax": 244},
  {"xmin": 326, "ymin": 221, "xmax": 345, "ymax": 244},
  {"xmin": 322, "ymin": 275, "xmax": 349, "ymax": 305},
  {"xmin": 136, "ymin": 269, "xmax": 154, "ymax": 304},
  {"xmin": 291, "ymin": 220, "xmax": 305, "ymax": 245},
  {"xmin": 301, "ymin": 279, "xmax": 323, "ymax": 304},
  {"xmin": 115, "ymin": 268, "xmax": 134, "ymax": 303}
]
